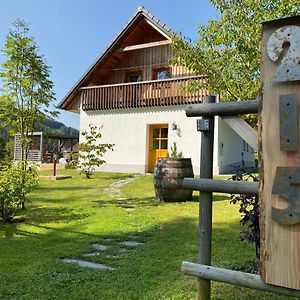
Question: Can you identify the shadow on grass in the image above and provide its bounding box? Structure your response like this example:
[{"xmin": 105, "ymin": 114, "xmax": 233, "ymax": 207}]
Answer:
[
  {"xmin": 93, "ymin": 197, "xmax": 161, "ymax": 208},
  {"xmin": 191, "ymin": 193, "xmax": 230, "ymax": 202},
  {"xmin": 37, "ymin": 186, "xmax": 93, "ymax": 191},
  {"xmin": 0, "ymin": 213, "xmax": 265, "ymax": 300},
  {"xmin": 95, "ymin": 194, "xmax": 230, "ymax": 208},
  {"xmin": 99, "ymin": 174, "xmax": 135, "ymax": 180},
  {"xmin": 26, "ymin": 206, "xmax": 91, "ymax": 224}
]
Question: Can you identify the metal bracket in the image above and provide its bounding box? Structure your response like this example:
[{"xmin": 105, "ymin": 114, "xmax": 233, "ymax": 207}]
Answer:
[
  {"xmin": 272, "ymin": 167, "xmax": 300, "ymax": 225},
  {"xmin": 279, "ymin": 94, "xmax": 298, "ymax": 151},
  {"xmin": 197, "ymin": 119, "xmax": 211, "ymax": 132}
]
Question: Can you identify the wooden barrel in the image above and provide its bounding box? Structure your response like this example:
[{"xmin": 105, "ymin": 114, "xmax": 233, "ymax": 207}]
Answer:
[{"xmin": 154, "ymin": 158, "xmax": 194, "ymax": 202}]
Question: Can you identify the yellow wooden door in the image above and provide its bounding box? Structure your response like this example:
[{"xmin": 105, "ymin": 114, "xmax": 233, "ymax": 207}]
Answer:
[{"xmin": 148, "ymin": 124, "xmax": 169, "ymax": 172}]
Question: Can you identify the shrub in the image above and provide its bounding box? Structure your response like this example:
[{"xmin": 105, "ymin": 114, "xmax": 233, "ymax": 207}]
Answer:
[
  {"xmin": 78, "ymin": 124, "xmax": 114, "ymax": 179},
  {"xmin": 0, "ymin": 162, "xmax": 38, "ymax": 223},
  {"xmin": 229, "ymin": 169, "xmax": 260, "ymax": 260},
  {"xmin": 4, "ymin": 140, "xmax": 14, "ymax": 162},
  {"xmin": 65, "ymin": 153, "xmax": 79, "ymax": 169}
]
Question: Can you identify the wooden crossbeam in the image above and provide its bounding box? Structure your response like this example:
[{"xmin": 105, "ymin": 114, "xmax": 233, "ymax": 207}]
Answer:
[
  {"xmin": 186, "ymin": 100, "xmax": 260, "ymax": 117},
  {"xmin": 181, "ymin": 262, "xmax": 300, "ymax": 298},
  {"xmin": 118, "ymin": 40, "xmax": 171, "ymax": 52},
  {"xmin": 182, "ymin": 178, "xmax": 259, "ymax": 195},
  {"xmin": 222, "ymin": 116, "xmax": 258, "ymax": 151}
]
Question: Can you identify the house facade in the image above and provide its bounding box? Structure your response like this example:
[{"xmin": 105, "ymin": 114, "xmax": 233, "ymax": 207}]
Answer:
[{"xmin": 59, "ymin": 6, "xmax": 255, "ymax": 174}]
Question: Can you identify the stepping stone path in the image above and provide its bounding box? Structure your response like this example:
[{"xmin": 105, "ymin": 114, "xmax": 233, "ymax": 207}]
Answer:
[
  {"xmin": 61, "ymin": 258, "xmax": 115, "ymax": 270},
  {"xmin": 61, "ymin": 173, "xmax": 146, "ymax": 270},
  {"xmin": 120, "ymin": 241, "xmax": 144, "ymax": 247},
  {"xmin": 61, "ymin": 239, "xmax": 145, "ymax": 270},
  {"xmin": 104, "ymin": 174, "xmax": 142, "ymax": 197}
]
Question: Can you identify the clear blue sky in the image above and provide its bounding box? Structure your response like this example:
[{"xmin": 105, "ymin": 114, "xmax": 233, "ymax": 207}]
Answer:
[{"xmin": 0, "ymin": 0, "xmax": 216, "ymax": 129}]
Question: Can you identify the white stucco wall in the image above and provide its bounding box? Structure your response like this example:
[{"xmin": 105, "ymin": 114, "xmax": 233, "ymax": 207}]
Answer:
[
  {"xmin": 217, "ymin": 117, "xmax": 255, "ymax": 174},
  {"xmin": 79, "ymin": 106, "xmax": 255, "ymax": 174}
]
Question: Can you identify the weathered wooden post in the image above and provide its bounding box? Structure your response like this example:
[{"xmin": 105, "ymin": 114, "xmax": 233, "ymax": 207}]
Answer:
[
  {"xmin": 197, "ymin": 95, "xmax": 215, "ymax": 300},
  {"xmin": 53, "ymin": 154, "xmax": 57, "ymax": 177},
  {"xmin": 260, "ymin": 16, "xmax": 300, "ymax": 290}
]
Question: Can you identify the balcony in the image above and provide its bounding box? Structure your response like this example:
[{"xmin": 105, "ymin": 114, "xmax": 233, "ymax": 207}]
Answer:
[{"xmin": 80, "ymin": 76, "xmax": 208, "ymax": 111}]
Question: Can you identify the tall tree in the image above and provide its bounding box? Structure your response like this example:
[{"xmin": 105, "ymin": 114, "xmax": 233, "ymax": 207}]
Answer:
[
  {"xmin": 0, "ymin": 19, "xmax": 56, "ymax": 162},
  {"xmin": 0, "ymin": 20, "xmax": 56, "ymax": 209},
  {"xmin": 172, "ymin": 0, "xmax": 300, "ymax": 125}
]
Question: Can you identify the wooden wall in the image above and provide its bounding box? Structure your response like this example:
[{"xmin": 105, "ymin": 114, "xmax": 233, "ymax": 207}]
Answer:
[{"xmin": 105, "ymin": 44, "xmax": 193, "ymax": 84}]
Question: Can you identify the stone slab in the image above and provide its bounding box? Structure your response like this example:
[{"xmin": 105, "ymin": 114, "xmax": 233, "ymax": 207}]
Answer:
[
  {"xmin": 119, "ymin": 241, "xmax": 144, "ymax": 247},
  {"xmin": 83, "ymin": 252, "xmax": 100, "ymax": 257},
  {"xmin": 92, "ymin": 244, "xmax": 110, "ymax": 251},
  {"xmin": 61, "ymin": 258, "xmax": 114, "ymax": 270}
]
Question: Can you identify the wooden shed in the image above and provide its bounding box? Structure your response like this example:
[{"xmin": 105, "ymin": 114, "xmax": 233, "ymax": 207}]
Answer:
[{"xmin": 14, "ymin": 132, "xmax": 79, "ymax": 163}]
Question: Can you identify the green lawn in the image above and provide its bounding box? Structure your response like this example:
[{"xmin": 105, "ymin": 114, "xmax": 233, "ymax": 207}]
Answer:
[{"xmin": 0, "ymin": 170, "xmax": 294, "ymax": 299}]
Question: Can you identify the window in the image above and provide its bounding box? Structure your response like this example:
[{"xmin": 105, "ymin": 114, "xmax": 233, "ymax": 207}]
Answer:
[
  {"xmin": 243, "ymin": 140, "xmax": 250, "ymax": 152},
  {"xmin": 126, "ymin": 71, "xmax": 142, "ymax": 83},
  {"xmin": 152, "ymin": 67, "xmax": 171, "ymax": 80},
  {"xmin": 152, "ymin": 127, "xmax": 168, "ymax": 150}
]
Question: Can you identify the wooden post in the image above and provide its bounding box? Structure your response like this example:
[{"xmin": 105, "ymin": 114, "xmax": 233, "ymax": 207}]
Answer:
[
  {"xmin": 53, "ymin": 155, "xmax": 57, "ymax": 177},
  {"xmin": 198, "ymin": 95, "xmax": 215, "ymax": 300},
  {"xmin": 260, "ymin": 16, "xmax": 300, "ymax": 290},
  {"xmin": 39, "ymin": 132, "xmax": 43, "ymax": 162}
]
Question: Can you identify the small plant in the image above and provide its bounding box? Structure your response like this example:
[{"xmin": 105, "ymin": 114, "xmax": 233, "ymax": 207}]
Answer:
[
  {"xmin": 65, "ymin": 152, "xmax": 79, "ymax": 169},
  {"xmin": 78, "ymin": 124, "xmax": 114, "ymax": 179},
  {"xmin": 0, "ymin": 162, "xmax": 38, "ymax": 223},
  {"xmin": 229, "ymin": 169, "xmax": 260, "ymax": 260},
  {"xmin": 169, "ymin": 142, "xmax": 183, "ymax": 158}
]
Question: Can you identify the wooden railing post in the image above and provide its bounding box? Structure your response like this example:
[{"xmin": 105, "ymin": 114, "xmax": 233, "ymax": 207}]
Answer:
[{"xmin": 198, "ymin": 95, "xmax": 216, "ymax": 300}]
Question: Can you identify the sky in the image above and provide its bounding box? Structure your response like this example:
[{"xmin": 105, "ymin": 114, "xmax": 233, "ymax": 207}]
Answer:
[{"xmin": 0, "ymin": 0, "xmax": 216, "ymax": 129}]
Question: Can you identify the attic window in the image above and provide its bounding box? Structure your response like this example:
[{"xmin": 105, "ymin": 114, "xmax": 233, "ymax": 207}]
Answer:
[
  {"xmin": 152, "ymin": 67, "xmax": 171, "ymax": 80},
  {"xmin": 126, "ymin": 71, "xmax": 142, "ymax": 83}
]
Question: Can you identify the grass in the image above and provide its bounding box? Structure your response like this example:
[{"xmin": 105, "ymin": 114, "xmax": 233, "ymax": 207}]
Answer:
[{"xmin": 0, "ymin": 170, "xmax": 295, "ymax": 299}]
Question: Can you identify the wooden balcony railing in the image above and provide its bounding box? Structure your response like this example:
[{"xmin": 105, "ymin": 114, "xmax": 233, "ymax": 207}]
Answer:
[{"xmin": 80, "ymin": 76, "xmax": 208, "ymax": 111}]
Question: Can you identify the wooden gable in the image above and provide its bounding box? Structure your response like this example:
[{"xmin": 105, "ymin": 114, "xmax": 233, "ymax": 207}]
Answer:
[
  {"xmin": 59, "ymin": 7, "xmax": 173, "ymax": 111},
  {"xmin": 59, "ymin": 7, "xmax": 201, "ymax": 112}
]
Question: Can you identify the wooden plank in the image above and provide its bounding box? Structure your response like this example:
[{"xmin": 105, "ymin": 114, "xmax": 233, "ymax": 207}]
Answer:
[
  {"xmin": 186, "ymin": 100, "xmax": 260, "ymax": 117},
  {"xmin": 119, "ymin": 40, "xmax": 171, "ymax": 52},
  {"xmin": 260, "ymin": 16, "xmax": 300, "ymax": 290},
  {"xmin": 222, "ymin": 116, "xmax": 258, "ymax": 151},
  {"xmin": 181, "ymin": 262, "xmax": 300, "ymax": 298},
  {"xmin": 182, "ymin": 178, "xmax": 259, "ymax": 195}
]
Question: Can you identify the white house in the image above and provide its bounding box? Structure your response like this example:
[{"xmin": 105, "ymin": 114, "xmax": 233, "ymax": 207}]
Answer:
[{"xmin": 59, "ymin": 6, "xmax": 256, "ymax": 174}]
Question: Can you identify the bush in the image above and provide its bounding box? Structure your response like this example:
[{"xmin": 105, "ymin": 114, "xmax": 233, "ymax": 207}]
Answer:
[
  {"xmin": 0, "ymin": 162, "xmax": 38, "ymax": 223},
  {"xmin": 229, "ymin": 169, "xmax": 260, "ymax": 260},
  {"xmin": 4, "ymin": 140, "xmax": 14, "ymax": 162},
  {"xmin": 65, "ymin": 153, "xmax": 79, "ymax": 169},
  {"xmin": 78, "ymin": 124, "xmax": 114, "ymax": 179}
]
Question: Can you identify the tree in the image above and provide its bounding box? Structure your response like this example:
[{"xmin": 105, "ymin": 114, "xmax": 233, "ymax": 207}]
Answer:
[
  {"xmin": 78, "ymin": 124, "xmax": 114, "ymax": 179},
  {"xmin": 172, "ymin": 0, "xmax": 300, "ymax": 126},
  {"xmin": 0, "ymin": 20, "xmax": 56, "ymax": 208},
  {"xmin": 0, "ymin": 20, "xmax": 56, "ymax": 161}
]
